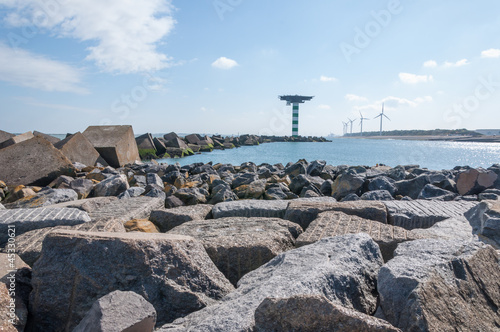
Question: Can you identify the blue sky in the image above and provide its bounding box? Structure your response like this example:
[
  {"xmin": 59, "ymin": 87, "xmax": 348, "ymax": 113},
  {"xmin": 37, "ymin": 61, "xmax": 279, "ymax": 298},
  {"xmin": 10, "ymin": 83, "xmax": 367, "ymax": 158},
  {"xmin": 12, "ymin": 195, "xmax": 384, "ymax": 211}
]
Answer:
[{"xmin": 0, "ymin": 0, "xmax": 499, "ymax": 136}]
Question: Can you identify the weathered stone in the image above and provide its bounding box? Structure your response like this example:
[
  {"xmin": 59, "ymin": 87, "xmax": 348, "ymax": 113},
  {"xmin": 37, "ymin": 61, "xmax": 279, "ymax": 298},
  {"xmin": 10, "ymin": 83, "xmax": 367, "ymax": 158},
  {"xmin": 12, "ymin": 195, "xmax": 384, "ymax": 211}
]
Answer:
[
  {"xmin": 44, "ymin": 196, "xmax": 117, "ymax": 213},
  {"xmin": 384, "ymin": 200, "xmax": 477, "ymax": 230},
  {"xmin": 231, "ymin": 172, "xmax": 259, "ymax": 189},
  {"xmin": 0, "ymin": 208, "xmax": 90, "ymax": 245},
  {"xmin": 464, "ymin": 200, "xmax": 500, "ymax": 247},
  {"xmin": 118, "ymin": 186, "xmax": 146, "ymax": 199},
  {"xmin": 297, "ymin": 211, "xmax": 413, "ymax": 261},
  {"xmin": 146, "ymin": 173, "xmax": 164, "ymax": 189},
  {"xmin": 168, "ymin": 217, "xmax": 300, "ymax": 286},
  {"xmin": 184, "ymin": 134, "xmax": 201, "ymax": 145},
  {"xmin": 306, "ymin": 160, "xmax": 326, "ymax": 177},
  {"xmin": 331, "ymin": 171, "xmax": 365, "ymax": 200},
  {"xmin": 173, "ymin": 187, "xmax": 208, "ymax": 205},
  {"xmin": 378, "ymin": 239, "xmax": 500, "ymax": 331},
  {"xmin": 124, "ymin": 219, "xmax": 159, "ymax": 233},
  {"xmin": 93, "ymin": 174, "xmax": 129, "ymax": 197},
  {"xmin": 0, "ymin": 129, "xmax": 14, "ymax": 144},
  {"xmin": 153, "ymin": 137, "xmax": 167, "ymax": 155},
  {"xmin": 361, "ymin": 189, "xmax": 394, "ymax": 201},
  {"xmin": 150, "ymin": 205, "xmax": 213, "ymax": 232},
  {"xmin": 264, "ymin": 185, "xmax": 288, "ymax": 200},
  {"xmin": 0, "ymin": 136, "xmax": 75, "ymax": 187},
  {"xmin": 49, "ymin": 174, "xmax": 74, "ymax": 188},
  {"xmin": 456, "ymin": 168, "xmax": 498, "ymax": 195},
  {"xmin": 233, "ymin": 179, "xmax": 266, "ymax": 199},
  {"xmin": 29, "ymin": 231, "xmax": 234, "ymax": 330},
  {"xmin": 0, "ymin": 283, "xmax": 19, "ymax": 332},
  {"xmin": 86, "ymin": 168, "xmax": 107, "ymax": 181},
  {"xmin": 165, "ymin": 196, "xmax": 184, "ymax": 209},
  {"xmin": 0, "ymin": 203, "xmax": 4, "ymax": 210},
  {"xmin": 11, "ymin": 219, "xmax": 125, "ymax": 266},
  {"xmin": 208, "ymin": 182, "xmax": 238, "ymax": 204},
  {"xmin": 33, "ymin": 130, "xmax": 60, "ymax": 144},
  {"xmin": 368, "ymin": 176, "xmax": 397, "ymax": 196},
  {"xmin": 69, "ymin": 178, "xmax": 94, "ymax": 199},
  {"xmin": 53, "ymin": 132, "xmax": 100, "ymax": 166},
  {"xmin": 212, "ymin": 200, "xmax": 288, "ymax": 219},
  {"xmin": 0, "ymin": 253, "xmax": 29, "ymax": 281},
  {"xmin": 478, "ymin": 188, "xmax": 500, "ymax": 201},
  {"xmin": 144, "ymin": 184, "xmax": 166, "ymax": 200},
  {"xmin": 73, "ymin": 290, "xmax": 156, "ymax": 332},
  {"xmin": 83, "ymin": 125, "xmax": 140, "ymax": 168},
  {"xmin": 284, "ymin": 200, "xmax": 387, "ymax": 229},
  {"xmin": 254, "ymin": 295, "xmax": 401, "ymax": 332},
  {"xmin": 4, "ymin": 188, "xmax": 78, "ymax": 209},
  {"xmin": 3, "ymin": 186, "xmax": 36, "ymax": 204},
  {"xmin": 89, "ymin": 196, "xmax": 164, "ymax": 223},
  {"xmin": 162, "ymin": 234, "xmax": 383, "ymax": 331},
  {"xmin": 408, "ymin": 216, "xmax": 474, "ymax": 242},
  {"xmin": 0, "ymin": 131, "xmax": 34, "ymax": 150},
  {"xmin": 135, "ymin": 133, "xmax": 156, "ymax": 151},
  {"xmin": 284, "ymin": 161, "xmax": 307, "ymax": 177},
  {"xmin": 341, "ymin": 193, "xmax": 360, "ymax": 201},
  {"xmin": 394, "ymin": 174, "xmax": 432, "ymax": 199}
]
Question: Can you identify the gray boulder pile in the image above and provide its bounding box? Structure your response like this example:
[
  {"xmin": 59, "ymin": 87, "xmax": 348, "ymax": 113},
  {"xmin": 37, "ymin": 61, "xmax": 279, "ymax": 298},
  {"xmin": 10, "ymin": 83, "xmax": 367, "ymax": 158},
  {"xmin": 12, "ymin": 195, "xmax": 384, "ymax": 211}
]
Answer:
[{"xmin": 0, "ymin": 127, "xmax": 499, "ymax": 330}]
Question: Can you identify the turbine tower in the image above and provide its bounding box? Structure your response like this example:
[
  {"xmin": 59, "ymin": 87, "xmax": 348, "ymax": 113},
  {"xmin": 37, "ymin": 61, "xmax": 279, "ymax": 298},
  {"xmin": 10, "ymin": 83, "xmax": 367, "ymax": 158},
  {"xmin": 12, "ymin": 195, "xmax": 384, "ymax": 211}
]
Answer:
[
  {"xmin": 374, "ymin": 103, "xmax": 390, "ymax": 136},
  {"xmin": 359, "ymin": 111, "xmax": 369, "ymax": 136},
  {"xmin": 279, "ymin": 95, "xmax": 314, "ymax": 137},
  {"xmin": 348, "ymin": 118, "xmax": 356, "ymax": 134},
  {"xmin": 342, "ymin": 121, "xmax": 348, "ymax": 135}
]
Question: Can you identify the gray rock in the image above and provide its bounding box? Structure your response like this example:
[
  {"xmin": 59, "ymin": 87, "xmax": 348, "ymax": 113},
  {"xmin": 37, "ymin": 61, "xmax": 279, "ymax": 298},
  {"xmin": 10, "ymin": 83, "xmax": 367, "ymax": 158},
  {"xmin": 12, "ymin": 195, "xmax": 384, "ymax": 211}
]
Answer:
[
  {"xmin": 146, "ymin": 173, "xmax": 164, "ymax": 189},
  {"xmin": 331, "ymin": 171, "xmax": 365, "ymax": 200},
  {"xmin": 231, "ymin": 172, "xmax": 259, "ymax": 189},
  {"xmin": 69, "ymin": 178, "xmax": 94, "ymax": 199},
  {"xmin": 284, "ymin": 161, "xmax": 307, "ymax": 177},
  {"xmin": 297, "ymin": 211, "xmax": 414, "ymax": 262},
  {"xmin": 378, "ymin": 239, "xmax": 500, "ymax": 331},
  {"xmin": 0, "ymin": 136, "xmax": 76, "ymax": 187},
  {"xmin": 464, "ymin": 200, "xmax": 500, "ymax": 247},
  {"xmin": 417, "ymin": 184, "xmax": 457, "ymax": 201},
  {"xmin": 361, "ymin": 189, "xmax": 394, "ymax": 201},
  {"xmin": 89, "ymin": 196, "xmax": 164, "ymax": 223},
  {"xmin": 456, "ymin": 167, "xmax": 498, "ymax": 195},
  {"xmin": 73, "ymin": 290, "xmax": 156, "ymax": 332},
  {"xmin": 173, "ymin": 187, "xmax": 208, "ymax": 205},
  {"xmin": 306, "ymin": 160, "xmax": 326, "ymax": 177},
  {"xmin": 289, "ymin": 174, "xmax": 313, "ymax": 195},
  {"xmin": 93, "ymin": 174, "xmax": 129, "ymax": 197},
  {"xmin": 408, "ymin": 216, "xmax": 474, "ymax": 242},
  {"xmin": 29, "ymin": 231, "xmax": 234, "ymax": 331},
  {"xmin": 212, "ymin": 200, "xmax": 288, "ymax": 219},
  {"xmin": 478, "ymin": 188, "xmax": 500, "ymax": 201},
  {"xmin": 254, "ymin": 295, "xmax": 401, "ymax": 332},
  {"xmin": 383, "ymin": 200, "xmax": 477, "ymax": 230},
  {"xmin": 83, "ymin": 125, "xmax": 140, "ymax": 168},
  {"xmin": 118, "ymin": 187, "xmax": 146, "ymax": 199},
  {"xmin": 0, "ymin": 203, "xmax": 4, "ymax": 210},
  {"xmin": 0, "ymin": 131, "xmax": 34, "ymax": 150},
  {"xmin": 394, "ymin": 174, "xmax": 431, "ymax": 199},
  {"xmin": 168, "ymin": 217, "xmax": 300, "ymax": 286},
  {"xmin": 165, "ymin": 196, "xmax": 184, "ymax": 209},
  {"xmin": 208, "ymin": 182, "xmax": 238, "ymax": 204},
  {"xmin": 367, "ymin": 176, "xmax": 397, "ymax": 196},
  {"xmin": 0, "ymin": 208, "xmax": 91, "ymax": 245},
  {"xmin": 162, "ymin": 234, "xmax": 383, "ymax": 331},
  {"xmin": 12, "ymin": 218, "xmax": 125, "ymax": 266},
  {"xmin": 150, "ymin": 205, "xmax": 213, "ymax": 232},
  {"xmin": 233, "ymin": 179, "xmax": 267, "ymax": 199},
  {"xmin": 144, "ymin": 184, "xmax": 166, "ymax": 200},
  {"xmin": 284, "ymin": 200, "xmax": 388, "ymax": 229},
  {"xmin": 44, "ymin": 196, "xmax": 117, "ymax": 213},
  {"xmin": 341, "ymin": 193, "xmax": 360, "ymax": 201},
  {"xmin": 4, "ymin": 188, "xmax": 78, "ymax": 209},
  {"xmin": 386, "ymin": 166, "xmax": 406, "ymax": 181}
]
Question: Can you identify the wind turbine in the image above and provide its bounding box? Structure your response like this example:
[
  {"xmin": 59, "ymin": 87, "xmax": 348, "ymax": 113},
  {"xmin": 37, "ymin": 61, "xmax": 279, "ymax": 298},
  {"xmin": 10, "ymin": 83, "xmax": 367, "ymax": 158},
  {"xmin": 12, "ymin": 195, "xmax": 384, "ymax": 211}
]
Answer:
[
  {"xmin": 373, "ymin": 103, "xmax": 390, "ymax": 136},
  {"xmin": 348, "ymin": 118, "xmax": 356, "ymax": 134},
  {"xmin": 342, "ymin": 121, "xmax": 348, "ymax": 135},
  {"xmin": 359, "ymin": 111, "xmax": 369, "ymax": 136}
]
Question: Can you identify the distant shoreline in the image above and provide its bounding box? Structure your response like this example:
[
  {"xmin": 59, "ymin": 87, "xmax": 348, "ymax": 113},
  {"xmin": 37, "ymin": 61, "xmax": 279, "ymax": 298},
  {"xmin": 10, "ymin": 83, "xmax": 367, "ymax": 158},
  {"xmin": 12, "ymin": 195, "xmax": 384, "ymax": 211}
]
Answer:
[{"xmin": 339, "ymin": 135, "xmax": 500, "ymax": 143}]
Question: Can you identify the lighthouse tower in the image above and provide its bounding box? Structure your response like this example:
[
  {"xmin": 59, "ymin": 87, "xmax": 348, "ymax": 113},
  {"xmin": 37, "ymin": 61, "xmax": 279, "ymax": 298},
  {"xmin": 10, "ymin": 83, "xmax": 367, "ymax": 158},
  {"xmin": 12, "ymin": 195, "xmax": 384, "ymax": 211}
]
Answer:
[{"xmin": 279, "ymin": 95, "xmax": 314, "ymax": 137}]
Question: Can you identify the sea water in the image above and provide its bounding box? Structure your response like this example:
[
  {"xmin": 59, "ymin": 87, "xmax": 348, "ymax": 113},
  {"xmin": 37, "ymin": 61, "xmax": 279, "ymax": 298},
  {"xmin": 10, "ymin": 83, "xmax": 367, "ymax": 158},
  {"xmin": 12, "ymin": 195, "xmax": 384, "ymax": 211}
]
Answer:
[{"xmin": 157, "ymin": 138, "xmax": 500, "ymax": 171}]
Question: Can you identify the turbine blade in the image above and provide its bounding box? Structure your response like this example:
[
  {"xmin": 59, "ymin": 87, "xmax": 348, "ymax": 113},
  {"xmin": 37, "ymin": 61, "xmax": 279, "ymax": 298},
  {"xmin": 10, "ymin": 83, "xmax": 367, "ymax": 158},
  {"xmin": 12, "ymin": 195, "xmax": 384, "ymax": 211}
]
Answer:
[{"xmin": 384, "ymin": 114, "xmax": 391, "ymax": 120}]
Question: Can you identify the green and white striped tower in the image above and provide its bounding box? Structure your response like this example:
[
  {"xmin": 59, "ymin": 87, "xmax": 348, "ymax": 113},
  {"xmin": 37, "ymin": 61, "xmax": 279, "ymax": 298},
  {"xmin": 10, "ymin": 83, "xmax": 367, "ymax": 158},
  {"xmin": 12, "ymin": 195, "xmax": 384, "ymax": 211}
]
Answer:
[{"xmin": 279, "ymin": 95, "xmax": 314, "ymax": 137}]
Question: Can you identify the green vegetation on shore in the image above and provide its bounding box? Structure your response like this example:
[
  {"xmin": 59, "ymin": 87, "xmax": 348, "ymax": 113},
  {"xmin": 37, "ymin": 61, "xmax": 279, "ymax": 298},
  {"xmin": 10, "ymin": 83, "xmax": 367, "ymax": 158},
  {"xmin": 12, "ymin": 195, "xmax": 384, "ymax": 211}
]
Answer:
[{"xmin": 345, "ymin": 129, "xmax": 482, "ymax": 137}]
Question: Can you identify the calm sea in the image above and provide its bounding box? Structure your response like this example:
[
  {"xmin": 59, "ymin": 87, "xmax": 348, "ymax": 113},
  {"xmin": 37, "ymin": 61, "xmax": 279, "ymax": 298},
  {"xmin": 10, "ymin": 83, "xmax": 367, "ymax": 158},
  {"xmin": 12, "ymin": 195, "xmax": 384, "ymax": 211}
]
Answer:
[{"xmin": 157, "ymin": 138, "xmax": 500, "ymax": 171}]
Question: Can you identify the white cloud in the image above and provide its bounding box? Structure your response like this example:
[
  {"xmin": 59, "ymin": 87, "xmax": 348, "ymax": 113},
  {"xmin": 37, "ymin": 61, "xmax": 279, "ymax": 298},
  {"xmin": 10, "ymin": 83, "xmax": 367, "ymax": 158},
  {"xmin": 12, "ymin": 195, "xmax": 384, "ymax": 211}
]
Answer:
[
  {"xmin": 211, "ymin": 57, "xmax": 239, "ymax": 70},
  {"xmin": 0, "ymin": 43, "xmax": 87, "ymax": 93},
  {"xmin": 1, "ymin": 0, "xmax": 175, "ymax": 74},
  {"xmin": 318, "ymin": 104, "xmax": 331, "ymax": 110},
  {"xmin": 423, "ymin": 60, "xmax": 438, "ymax": 68},
  {"xmin": 399, "ymin": 72, "xmax": 433, "ymax": 84},
  {"xmin": 481, "ymin": 48, "xmax": 500, "ymax": 58},
  {"xmin": 345, "ymin": 94, "xmax": 368, "ymax": 102},
  {"xmin": 358, "ymin": 95, "xmax": 432, "ymax": 111},
  {"xmin": 443, "ymin": 59, "xmax": 469, "ymax": 68},
  {"xmin": 320, "ymin": 75, "xmax": 337, "ymax": 82}
]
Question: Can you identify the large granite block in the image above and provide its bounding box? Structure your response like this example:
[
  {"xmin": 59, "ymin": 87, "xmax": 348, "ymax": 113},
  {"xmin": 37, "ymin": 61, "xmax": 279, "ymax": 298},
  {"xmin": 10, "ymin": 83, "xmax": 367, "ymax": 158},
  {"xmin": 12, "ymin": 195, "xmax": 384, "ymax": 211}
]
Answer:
[{"xmin": 89, "ymin": 196, "xmax": 164, "ymax": 222}]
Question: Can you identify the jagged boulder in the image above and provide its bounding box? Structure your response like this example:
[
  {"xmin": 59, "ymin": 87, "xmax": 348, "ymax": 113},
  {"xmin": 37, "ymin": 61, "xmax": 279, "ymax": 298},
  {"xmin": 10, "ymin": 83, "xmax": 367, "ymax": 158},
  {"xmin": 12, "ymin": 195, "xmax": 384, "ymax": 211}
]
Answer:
[
  {"xmin": 149, "ymin": 205, "xmax": 213, "ymax": 232},
  {"xmin": 464, "ymin": 200, "xmax": 500, "ymax": 247},
  {"xmin": 93, "ymin": 174, "xmax": 129, "ymax": 197},
  {"xmin": 29, "ymin": 231, "xmax": 234, "ymax": 330},
  {"xmin": 456, "ymin": 168, "xmax": 498, "ymax": 195}
]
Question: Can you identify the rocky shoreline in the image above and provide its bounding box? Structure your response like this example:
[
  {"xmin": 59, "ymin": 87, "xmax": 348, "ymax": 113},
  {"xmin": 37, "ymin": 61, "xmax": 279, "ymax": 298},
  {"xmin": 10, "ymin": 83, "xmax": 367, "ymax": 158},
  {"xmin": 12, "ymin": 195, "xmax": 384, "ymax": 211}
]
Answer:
[{"xmin": 1, "ymin": 125, "xmax": 500, "ymax": 331}]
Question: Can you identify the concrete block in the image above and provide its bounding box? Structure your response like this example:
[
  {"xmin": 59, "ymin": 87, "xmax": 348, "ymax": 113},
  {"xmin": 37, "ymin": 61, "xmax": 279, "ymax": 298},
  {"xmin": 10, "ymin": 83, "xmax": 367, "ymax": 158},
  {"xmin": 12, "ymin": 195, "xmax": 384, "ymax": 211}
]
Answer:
[
  {"xmin": 83, "ymin": 125, "xmax": 140, "ymax": 167},
  {"xmin": 0, "ymin": 136, "xmax": 76, "ymax": 187},
  {"xmin": 33, "ymin": 131, "xmax": 60, "ymax": 145},
  {"xmin": 135, "ymin": 133, "xmax": 156, "ymax": 151},
  {"xmin": 0, "ymin": 131, "xmax": 34, "ymax": 150},
  {"xmin": 54, "ymin": 132, "xmax": 100, "ymax": 166}
]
